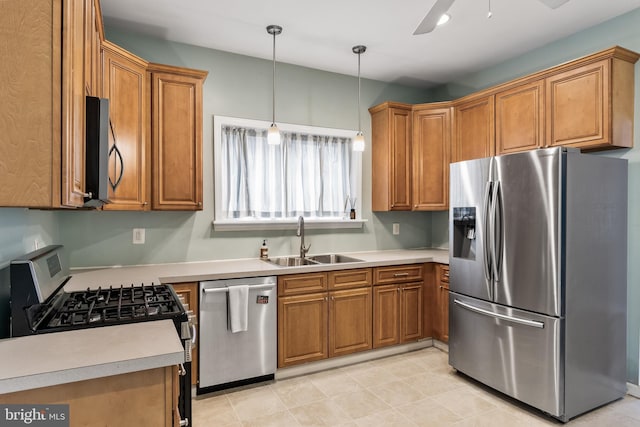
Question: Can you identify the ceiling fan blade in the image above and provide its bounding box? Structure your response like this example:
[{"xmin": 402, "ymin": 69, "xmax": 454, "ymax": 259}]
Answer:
[
  {"xmin": 538, "ymin": 0, "xmax": 571, "ymax": 9},
  {"xmin": 413, "ymin": 0, "xmax": 456, "ymax": 35}
]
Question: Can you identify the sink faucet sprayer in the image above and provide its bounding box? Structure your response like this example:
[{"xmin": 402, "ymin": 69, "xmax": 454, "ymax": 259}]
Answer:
[{"xmin": 297, "ymin": 216, "xmax": 311, "ymax": 258}]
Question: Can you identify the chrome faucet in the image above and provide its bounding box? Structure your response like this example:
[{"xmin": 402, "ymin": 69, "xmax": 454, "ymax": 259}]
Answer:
[{"xmin": 297, "ymin": 216, "xmax": 311, "ymax": 258}]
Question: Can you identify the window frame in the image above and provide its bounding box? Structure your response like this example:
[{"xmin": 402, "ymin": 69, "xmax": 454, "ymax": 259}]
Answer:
[{"xmin": 212, "ymin": 115, "xmax": 365, "ymax": 231}]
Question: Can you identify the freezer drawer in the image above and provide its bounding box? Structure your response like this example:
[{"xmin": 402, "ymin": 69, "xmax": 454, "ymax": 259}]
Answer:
[{"xmin": 449, "ymin": 292, "xmax": 562, "ymax": 417}]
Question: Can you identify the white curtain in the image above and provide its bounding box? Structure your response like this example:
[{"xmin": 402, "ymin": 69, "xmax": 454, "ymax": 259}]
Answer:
[{"xmin": 221, "ymin": 125, "xmax": 354, "ymax": 219}]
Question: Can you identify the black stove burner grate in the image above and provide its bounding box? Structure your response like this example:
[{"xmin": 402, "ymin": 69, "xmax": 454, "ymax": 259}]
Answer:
[{"xmin": 44, "ymin": 283, "xmax": 183, "ymax": 330}]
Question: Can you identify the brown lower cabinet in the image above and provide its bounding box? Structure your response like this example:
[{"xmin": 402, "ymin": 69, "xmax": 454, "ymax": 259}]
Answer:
[
  {"xmin": 277, "ymin": 269, "xmax": 372, "ymax": 368},
  {"xmin": 1, "ymin": 367, "xmax": 178, "ymax": 426},
  {"xmin": 433, "ymin": 264, "xmax": 450, "ymax": 343},
  {"xmin": 372, "ymin": 282, "xmax": 423, "ymax": 348}
]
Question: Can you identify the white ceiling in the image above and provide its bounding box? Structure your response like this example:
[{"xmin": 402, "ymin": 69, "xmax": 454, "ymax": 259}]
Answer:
[{"xmin": 101, "ymin": 0, "xmax": 640, "ymax": 88}]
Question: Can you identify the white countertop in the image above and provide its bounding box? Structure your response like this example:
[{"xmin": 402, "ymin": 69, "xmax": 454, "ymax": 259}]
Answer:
[
  {"xmin": 0, "ymin": 320, "xmax": 184, "ymax": 394},
  {"xmin": 65, "ymin": 248, "xmax": 449, "ymax": 290},
  {"xmin": 0, "ymin": 248, "xmax": 448, "ymax": 395}
]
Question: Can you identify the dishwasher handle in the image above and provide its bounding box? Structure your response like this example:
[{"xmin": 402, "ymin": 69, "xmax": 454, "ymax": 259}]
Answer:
[{"xmin": 202, "ymin": 283, "xmax": 276, "ymax": 294}]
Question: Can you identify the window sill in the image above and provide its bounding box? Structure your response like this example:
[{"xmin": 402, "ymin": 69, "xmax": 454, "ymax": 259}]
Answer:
[{"xmin": 212, "ymin": 218, "xmax": 367, "ymax": 231}]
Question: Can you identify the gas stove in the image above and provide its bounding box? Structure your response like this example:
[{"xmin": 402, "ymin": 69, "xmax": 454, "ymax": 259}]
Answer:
[
  {"xmin": 10, "ymin": 245, "xmax": 194, "ymax": 426},
  {"xmin": 40, "ymin": 283, "xmax": 183, "ymax": 332}
]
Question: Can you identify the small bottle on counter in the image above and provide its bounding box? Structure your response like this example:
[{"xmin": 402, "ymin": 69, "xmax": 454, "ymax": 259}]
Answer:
[
  {"xmin": 350, "ymin": 209, "xmax": 356, "ymax": 220},
  {"xmin": 260, "ymin": 240, "xmax": 269, "ymax": 259}
]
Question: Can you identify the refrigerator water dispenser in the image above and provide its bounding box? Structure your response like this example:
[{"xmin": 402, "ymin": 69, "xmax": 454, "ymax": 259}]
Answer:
[{"xmin": 453, "ymin": 207, "xmax": 476, "ymax": 260}]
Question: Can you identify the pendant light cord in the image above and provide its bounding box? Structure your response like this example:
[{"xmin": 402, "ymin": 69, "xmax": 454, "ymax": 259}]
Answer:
[
  {"xmin": 272, "ymin": 30, "xmax": 276, "ymax": 125},
  {"xmin": 357, "ymin": 51, "xmax": 361, "ymax": 133}
]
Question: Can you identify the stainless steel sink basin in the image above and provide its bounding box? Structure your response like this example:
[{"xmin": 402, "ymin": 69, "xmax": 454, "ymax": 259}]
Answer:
[
  {"xmin": 264, "ymin": 257, "xmax": 319, "ymax": 267},
  {"xmin": 306, "ymin": 254, "xmax": 364, "ymax": 264},
  {"xmin": 262, "ymin": 254, "xmax": 364, "ymax": 267}
]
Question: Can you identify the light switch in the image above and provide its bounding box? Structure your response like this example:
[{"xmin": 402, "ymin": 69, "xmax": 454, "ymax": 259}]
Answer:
[
  {"xmin": 393, "ymin": 223, "xmax": 400, "ymax": 235},
  {"xmin": 133, "ymin": 228, "xmax": 145, "ymax": 244}
]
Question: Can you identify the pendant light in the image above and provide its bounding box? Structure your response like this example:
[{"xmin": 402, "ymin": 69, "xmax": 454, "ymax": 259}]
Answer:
[
  {"xmin": 266, "ymin": 25, "xmax": 282, "ymax": 145},
  {"xmin": 352, "ymin": 45, "xmax": 366, "ymax": 152}
]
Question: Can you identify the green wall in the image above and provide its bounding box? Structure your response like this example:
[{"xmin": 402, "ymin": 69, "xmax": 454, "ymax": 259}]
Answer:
[
  {"xmin": 55, "ymin": 28, "xmax": 435, "ymax": 268},
  {"xmin": 428, "ymin": 7, "xmax": 640, "ymax": 384}
]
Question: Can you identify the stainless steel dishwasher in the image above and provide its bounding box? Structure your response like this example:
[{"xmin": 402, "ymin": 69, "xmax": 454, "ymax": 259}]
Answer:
[{"xmin": 198, "ymin": 276, "xmax": 277, "ymax": 394}]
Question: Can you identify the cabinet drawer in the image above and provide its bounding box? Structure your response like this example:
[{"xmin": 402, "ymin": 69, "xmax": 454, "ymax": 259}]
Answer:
[
  {"xmin": 328, "ymin": 268, "xmax": 372, "ymax": 290},
  {"xmin": 374, "ymin": 264, "xmax": 424, "ymax": 285},
  {"xmin": 278, "ymin": 273, "xmax": 328, "ymax": 296},
  {"xmin": 438, "ymin": 265, "xmax": 450, "ymax": 284}
]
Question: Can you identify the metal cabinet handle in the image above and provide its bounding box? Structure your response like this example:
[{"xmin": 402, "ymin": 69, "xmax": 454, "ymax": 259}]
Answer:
[
  {"xmin": 177, "ymin": 363, "xmax": 186, "ymax": 376},
  {"xmin": 179, "ymin": 419, "xmax": 189, "ymax": 427},
  {"xmin": 190, "ymin": 323, "xmax": 197, "ymax": 345},
  {"xmin": 393, "ymin": 273, "xmax": 410, "ymax": 277}
]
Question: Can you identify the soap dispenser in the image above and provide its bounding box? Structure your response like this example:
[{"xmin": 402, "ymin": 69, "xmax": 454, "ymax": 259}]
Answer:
[{"xmin": 260, "ymin": 240, "xmax": 269, "ymax": 259}]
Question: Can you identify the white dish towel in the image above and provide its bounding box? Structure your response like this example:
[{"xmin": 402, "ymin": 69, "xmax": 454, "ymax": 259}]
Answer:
[{"xmin": 228, "ymin": 285, "xmax": 249, "ymax": 333}]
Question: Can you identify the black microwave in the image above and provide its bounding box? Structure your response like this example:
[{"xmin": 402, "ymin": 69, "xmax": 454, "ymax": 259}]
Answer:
[{"xmin": 84, "ymin": 96, "xmax": 111, "ymax": 207}]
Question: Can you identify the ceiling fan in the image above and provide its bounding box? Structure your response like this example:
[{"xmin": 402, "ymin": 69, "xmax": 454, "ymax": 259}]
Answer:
[{"xmin": 413, "ymin": 0, "xmax": 571, "ymax": 35}]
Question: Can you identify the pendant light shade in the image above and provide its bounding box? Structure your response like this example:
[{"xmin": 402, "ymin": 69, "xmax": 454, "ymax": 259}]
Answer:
[
  {"xmin": 352, "ymin": 45, "xmax": 366, "ymax": 152},
  {"xmin": 267, "ymin": 25, "xmax": 282, "ymax": 145}
]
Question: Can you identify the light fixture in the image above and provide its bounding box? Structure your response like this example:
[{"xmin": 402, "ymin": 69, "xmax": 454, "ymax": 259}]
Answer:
[
  {"xmin": 487, "ymin": 0, "xmax": 493, "ymax": 18},
  {"xmin": 352, "ymin": 45, "xmax": 366, "ymax": 152},
  {"xmin": 437, "ymin": 13, "xmax": 451, "ymax": 26},
  {"xmin": 266, "ymin": 25, "xmax": 282, "ymax": 145}
]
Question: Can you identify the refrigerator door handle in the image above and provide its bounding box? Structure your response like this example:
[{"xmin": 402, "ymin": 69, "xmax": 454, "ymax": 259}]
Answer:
[
  {"xmin": 491, "ymin": 181, "xmax": 503, "ymax": 283},
  {"xmin": 453, "ymin": 299, "xmax": 545, "ymax": 329},
  {"xmin": 483, "ymin": 181, "xmax": 493, "ymax": 286}
]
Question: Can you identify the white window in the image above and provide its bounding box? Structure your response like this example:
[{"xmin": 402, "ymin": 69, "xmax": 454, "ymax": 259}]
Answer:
[{"xmin": 213, "ymin": 116, "xmax": 363, "ymax": 230}]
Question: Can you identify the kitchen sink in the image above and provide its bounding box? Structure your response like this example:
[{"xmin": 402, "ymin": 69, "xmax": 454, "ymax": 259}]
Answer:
[
  {"xmin": 263, "ymin": 254, "xmax": 364, "ymax": 267},
  {"xmin": 264, "ymin": 257, "xmax": 319, "ymax": 267},
  {"xmin": 306, "ymin": 254, "xmax": 364, "ymax": 264}
]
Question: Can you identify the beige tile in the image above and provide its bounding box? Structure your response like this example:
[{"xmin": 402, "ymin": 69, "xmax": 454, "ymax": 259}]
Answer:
[
  {"xmin": 241, "ymin": 410, "xmax": 300, "ymax": 427},
  {"xmin": 398, "ymin": 397, "xmax": 464, "ymax": 427},
  {"xmin": 308, "ymin": 368, "xmax": 364, "ymax": 396},
  {"xmin": 452, "ymin": 407, "xmax": 545, "ymax": 427},
  {"xmin": 192, "ymin": 394, "xmax": 240, "ymax": 426},
  {"xmin": 354, "ymin": 409, "xmax": 417, "ymax": 426},
  {"xmin": 226, "ymin": 386, "xmax": 287, "ymax": 422},
  {"xmin": 402, "ymin": 372, "xmax": 466, "ymax": 397},
  {"xmin": 375, "ymin": 359, "xmax": 428, "ymax": 379},
  {"xmin": 431, "ymin": 388, "xmax": 498, "ymax": 418},
  {"xmin": 271, "ymin": 377, "xmax": 327, "ymax": 408},
  {"xmin": 331, "ymin": 389, "xmax": 391, "ymax": 420},
  {"xmin": 347, "ymin": 365, "xmax": 400, "ymax": 388},
  {"xmin": 289, "ymin": 399, "xmax": 352, "ymax": 426},
  {"xmin": 368, "ymin": 380, "xmax": 425, "ymax": 407}
]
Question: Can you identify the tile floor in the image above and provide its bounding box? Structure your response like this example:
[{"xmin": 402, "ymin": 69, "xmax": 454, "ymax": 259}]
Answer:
[{"xmin": 193, "ymin": 347, "xmax": 640, "ymax": 426}]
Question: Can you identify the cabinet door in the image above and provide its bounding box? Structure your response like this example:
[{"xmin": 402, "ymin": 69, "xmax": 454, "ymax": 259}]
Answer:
[
  {"xmin": 61, "ymin": 0, "xmax": 88, "ymax": 207},
  {"xmin": 150, "ymin": 68, "xmax": 206, "ymax": 210},
  {"xmin": 546, "ymin": 60, "xmax": 609, "ymax": 149},
  {"xmin": 372, "ymin": 285, "xmax": 399, "ymax": 348},
  {"xmin": 374, "ymin": 264, "xmax": 424, "ymax": 285},
  {"xmin": 495, "ymin": 81, "xmax": 544, "ymax": 155},
  {"xmin": 278, "ymin": 293, "xmax": 328, "ymax": 367},
  {"xmin": 370, "ymin": 103, "xmax": 412, "ymax": 211},
  {"xmin": 328, "ymin": 268, "xmax": 372, "ymax": 290},
  {"xmin": 101, "ymin": 42, "xmax": 149, "ymax": 210},
  {"xmin": 412, "ymin": 106, "xmax": 451, "ymax": 210},
  {"xmin": 434, "ymin": 265, "xmax": 450, "ymax": 343},
  {"xmin": 329, "ymin": 288, "xmax": 372, "ymax": 357},
  {"xmin": 171, "ymin": 282, "xmax": 198, "ymax": 386},
  {"xmin": 278, "ymin": 273, "xmax": 327, "ymax": 296},
  {"xmin": 453, "ymin": 95, "xmax": 495, "ymax": 163},
  {"xmin": 400, "ymin": 282, "xmax": 423, "ymax": 343}
]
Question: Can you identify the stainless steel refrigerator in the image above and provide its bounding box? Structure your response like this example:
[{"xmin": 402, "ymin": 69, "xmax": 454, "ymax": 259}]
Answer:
[{"xmin": 448, "ymin": 147, "xmax": 628, "ymax": 422}]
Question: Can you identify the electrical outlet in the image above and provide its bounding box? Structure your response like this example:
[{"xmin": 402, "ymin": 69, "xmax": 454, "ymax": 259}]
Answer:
[
  {"xmin": 393, "ymin": 223, "xmax": 400, "ymax": 235},
  {"xmin": 133, "ymin": 228, "xmax": 145, "ymax": 244}
]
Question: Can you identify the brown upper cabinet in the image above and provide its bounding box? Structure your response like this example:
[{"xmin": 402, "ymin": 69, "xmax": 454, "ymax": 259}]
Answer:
[
  {"xmin": 370, "ymin": 103, "xmax": 413, "ymax": 211},
  {"xmin": 452, "ymin": 95, "xmax": 495, "ymax": 163},
  {"xmin": 0, "ymin": 0, "xmax": 87, "ymax": 207},
  {"xmin": 101, "ymin": 41, "xmax": 150, "ymax": 211},
  {"xmin": 370, "ymin": 47, "xmax": 638, "ymax": 207},
  {"xmin": 148, "ymin": 64, "xmax": 207, "ymax": 210},
  {"xmin": 495, "ymin": 80, "xmax": 544, "ymax": 155},
  {"xmin": 370, "ymin": 102, "xmax": 450, "ymax": 212},
  {"xmin": 412, "ymin": 105, "xmax": 451, "ymax": 210},
  {"xmin": 546, "ymin": 55, "xmax": 636, "ymax": 150}
]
